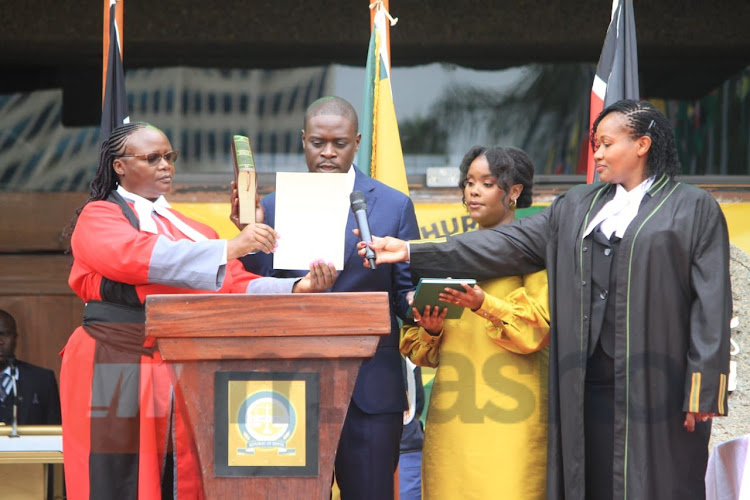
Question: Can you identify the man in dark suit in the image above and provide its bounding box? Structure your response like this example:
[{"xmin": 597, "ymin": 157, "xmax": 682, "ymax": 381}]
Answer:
[
  {"xmin": 0, "ymin": 309, "xmax": 61, "ymax": 426},
  {"xmin": 237, "ymin": 96, "xmax": 420, "ymax": 499}
]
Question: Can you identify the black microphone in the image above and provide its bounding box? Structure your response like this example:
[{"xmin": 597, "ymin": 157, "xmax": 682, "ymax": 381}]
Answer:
[{"xmin": 350, "ymin": 190, "xmax": 377, "ymax": 270}]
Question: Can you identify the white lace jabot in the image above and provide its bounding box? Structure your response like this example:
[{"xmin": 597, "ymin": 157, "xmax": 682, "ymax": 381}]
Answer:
[{"xmin": 583, "ymin": 177, "xmax": 654, "ymax": 240}]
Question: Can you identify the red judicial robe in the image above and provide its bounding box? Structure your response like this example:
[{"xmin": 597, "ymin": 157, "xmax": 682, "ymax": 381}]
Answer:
[{"xmin": 62, "ymin": 193, "xmax": 261, "ymax": 500}]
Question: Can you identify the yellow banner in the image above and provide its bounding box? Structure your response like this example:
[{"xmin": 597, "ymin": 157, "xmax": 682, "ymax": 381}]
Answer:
[{"xmin": 172, "ymin": 202, "xmax": 750, "ymax": 255}]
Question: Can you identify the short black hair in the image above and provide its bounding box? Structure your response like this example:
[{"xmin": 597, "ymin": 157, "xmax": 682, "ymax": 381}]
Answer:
[
  {"xmin": 591, "ymin": 99, "xmax": 680, "ymax": 179},
  {"xmin": 0, "ymin": 309, "xmax": 17, "ymax": 336},
  {"xmin": 304, "ymin": 96, "xmax": 358, "ymax": 132},
  {"xmin": 458, "ymin": 145, "xmax": 535, "ymax": 208}
]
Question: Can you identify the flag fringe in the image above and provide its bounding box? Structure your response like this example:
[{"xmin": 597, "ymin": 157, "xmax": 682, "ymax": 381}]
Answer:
[{"xmin": 369, "ymin": 1, "xmax": 398, "ymax": 25}]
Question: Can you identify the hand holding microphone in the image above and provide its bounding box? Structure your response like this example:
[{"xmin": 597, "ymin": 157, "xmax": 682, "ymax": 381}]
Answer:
[{"xmin": 350, "ymin": 191, "xmax": 377, "ymax": 270}]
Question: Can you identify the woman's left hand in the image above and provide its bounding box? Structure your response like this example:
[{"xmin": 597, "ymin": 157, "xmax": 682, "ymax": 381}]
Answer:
[
  {"xmin": 438, "ymin": 283, "xmax": 485, "ymax": 311},
  {"xmin": 684, "ymin": 411, "xmax": 719, "ymax": 432},
  {"xmin": 293, "ymin": 260, "xmax": 338, "ymax": 293},
  {"xmin": 412, "ymin": 305, "xmax": 447, "ymax": 336}
]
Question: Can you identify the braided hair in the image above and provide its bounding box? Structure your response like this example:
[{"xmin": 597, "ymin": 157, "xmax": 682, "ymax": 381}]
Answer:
[
  {"xmin": 590, "ymin": 99, "xmax": 680, "ymax": 179},
  {"xmin": 89, "ymin": 122, "xmax": 149, "ymax": 202},
  {"xmin": 66, "ymin": 122, "xmax": 150, "ymax": 238},
  {"xmin": 458, "ymin": 145, "xmax": 535, "ymax": 208}
]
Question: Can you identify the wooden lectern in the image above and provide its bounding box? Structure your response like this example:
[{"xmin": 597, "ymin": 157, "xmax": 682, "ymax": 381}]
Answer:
[{"xmin": 145, "ymin": 292, "xmax": 390, "ymax": 500}]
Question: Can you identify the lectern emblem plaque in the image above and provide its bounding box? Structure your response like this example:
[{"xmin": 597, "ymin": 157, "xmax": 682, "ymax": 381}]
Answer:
[
  {"xmin": 237, "ymin": 391, "xmax": 297, "ymax": 456},
  {"xmin": 214, "ymin": 371, "xmax": 319, "ymax": 477}
]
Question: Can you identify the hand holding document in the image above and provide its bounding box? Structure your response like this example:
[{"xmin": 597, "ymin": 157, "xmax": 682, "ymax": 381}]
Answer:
[{"xmin": 273, "ymin": 172, "xmax": 350, "ymax": 270}]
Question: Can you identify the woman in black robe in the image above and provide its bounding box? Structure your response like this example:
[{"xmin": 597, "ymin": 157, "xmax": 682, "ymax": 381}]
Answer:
[{"xmin": 358, "ymin": 99, "xmax": 731, "ymax": 500}]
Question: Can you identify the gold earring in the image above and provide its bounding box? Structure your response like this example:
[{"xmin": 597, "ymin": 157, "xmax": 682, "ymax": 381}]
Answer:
[{"xmin": 509, "ymin": 199, "xmax": 517, "ymax": 211}]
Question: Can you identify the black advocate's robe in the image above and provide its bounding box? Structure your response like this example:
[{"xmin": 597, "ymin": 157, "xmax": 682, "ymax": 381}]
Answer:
[{"xmin": 407, "ymin": 175, "xmax": 731, "ymax": 500}]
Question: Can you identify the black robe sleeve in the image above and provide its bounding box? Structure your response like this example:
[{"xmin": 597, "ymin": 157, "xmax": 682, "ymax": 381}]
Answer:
[
  {"xmin": 408, "ymin": 202, "xmax": 552, "ymax": 282},
  {"xmin": 683, "ymin": 193, "xmax": 732, "ymax": 415}
]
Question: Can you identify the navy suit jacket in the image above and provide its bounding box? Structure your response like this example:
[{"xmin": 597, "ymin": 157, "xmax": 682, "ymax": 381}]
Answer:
[
  {"xmin": 241, "ymin": 167, "xmax": 420, "ymax": 414},
  {"xmin": 0, "ymin": 360, "xmax": 61, "ymax": 426}
]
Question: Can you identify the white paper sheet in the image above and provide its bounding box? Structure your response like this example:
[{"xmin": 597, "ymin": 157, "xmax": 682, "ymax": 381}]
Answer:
[{"xmin": 273, "ymin": 172, "xmax": 350, "ymax": 270}]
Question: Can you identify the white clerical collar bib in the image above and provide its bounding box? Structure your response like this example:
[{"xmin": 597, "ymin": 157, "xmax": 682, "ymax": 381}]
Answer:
[
  {"xmin": 116, "ymin": 185, "xmax": 207, "ymax": 242},
  {"xmin": 583, "ymin": 177, "xmax": 655, "ymax": 240}
]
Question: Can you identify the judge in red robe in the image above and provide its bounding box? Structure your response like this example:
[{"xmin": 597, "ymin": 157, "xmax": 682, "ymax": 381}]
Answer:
[{"xmin": 62, "ymin": 122, "xmax": 336, "ymax": 499}]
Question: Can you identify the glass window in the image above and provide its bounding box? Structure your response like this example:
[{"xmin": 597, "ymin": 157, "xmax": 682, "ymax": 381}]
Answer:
[
  {"xmin": 182, "ymin": 90, "xmax": 189, "ymax": 113},
  {"xmin": 287, "ymin": 86, "xmax": 299, "ymax": 113},
  {"xmin": 257, "ymin": 95, "xmax": 266, "ymax": 117},
  {"xmin": 269, "ymin": 132, "xmax": 277, "ymax": 153},
  {"xmin": 152, "ymin": 90, "xmax": 161, "ymax": 113},
  {"xmin": 208, "ymin": 132, "xmax": 216, "ymax": 158},
  {"xmin": 165, "ymin": 89, "xmax": 174, "ymax": 113},
  {"xmin": 194, "ymin": 131, "xmax": 201, "ymax": 159}
]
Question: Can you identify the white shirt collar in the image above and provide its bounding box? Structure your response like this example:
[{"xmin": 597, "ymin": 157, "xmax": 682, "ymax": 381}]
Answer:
[
  {"xmin": 116, "ymin": 185, "xmax": 170, "ymax": 235},
  {"xmin": 612, "ymin": 177, "xmax": 654, "ymax": 203},
  {"xmin": 116, "ymin": 185, "xmax": 207, "ymax": 241},
  {"xmin": 2, "ymin": 364, "xmax": 18, "ymax": 380}
]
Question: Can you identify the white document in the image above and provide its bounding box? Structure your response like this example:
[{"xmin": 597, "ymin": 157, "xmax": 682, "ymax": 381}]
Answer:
[{"xmin": 273, "ymin": 172, "xmax": 350, "ymax": 270}]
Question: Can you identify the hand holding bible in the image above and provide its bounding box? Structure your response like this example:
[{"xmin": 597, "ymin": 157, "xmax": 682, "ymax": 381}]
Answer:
[{"xmin": 230, "ymin": 180, "xmax": 265, "ymax": 230}]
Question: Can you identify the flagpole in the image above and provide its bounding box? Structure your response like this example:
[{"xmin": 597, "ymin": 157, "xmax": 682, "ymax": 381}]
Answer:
[
  {"xmin": 367, "ymin": 6, "xmax": 399, "ymax": 496},
  {"xmin": 102, "ymin": 0, "xmax": 124, "ymax": 107},
  {"xmin": 585, "ymin": 0, "xmax": 639, "ymax": 183},
  {"xmin": 100, "ymin": 0, "xmax": 130, "ymax": 142},
  {"xmin": 369, "ymin": 1, "xmax": 391, "ymax": 72}
]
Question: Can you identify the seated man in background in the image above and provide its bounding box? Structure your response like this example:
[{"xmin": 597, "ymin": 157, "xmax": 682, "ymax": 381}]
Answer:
[{"xmin": 0, "ymin": 308, "xmax": 61, "ymax": 425}]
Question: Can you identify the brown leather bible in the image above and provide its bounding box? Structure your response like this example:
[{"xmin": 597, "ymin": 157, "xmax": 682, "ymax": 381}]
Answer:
[{"xmin": 231, "ymin": 135, "xmax": 257, "ymax": 225}]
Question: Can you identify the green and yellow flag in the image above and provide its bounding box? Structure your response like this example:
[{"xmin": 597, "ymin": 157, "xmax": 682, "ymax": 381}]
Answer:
[{"xmin": 357, "ymin": 3, "xmax": 409, "ymax": 195}]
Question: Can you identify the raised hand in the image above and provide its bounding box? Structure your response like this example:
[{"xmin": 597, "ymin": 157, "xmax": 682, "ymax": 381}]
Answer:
[{"xmin": 230, "ymin": 180, "xmax": 265, "ymax": 230}]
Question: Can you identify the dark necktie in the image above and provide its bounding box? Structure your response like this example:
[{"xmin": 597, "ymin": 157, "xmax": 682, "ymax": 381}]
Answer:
[{"xmin": 0, "ymin": 372, "xmax": 11, "ymax": 403}]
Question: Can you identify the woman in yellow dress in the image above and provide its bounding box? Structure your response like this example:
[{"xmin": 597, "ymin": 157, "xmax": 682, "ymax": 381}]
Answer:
[{"xmin": 401, "ymin": 146, "xmax": 549, "ymax": 499}]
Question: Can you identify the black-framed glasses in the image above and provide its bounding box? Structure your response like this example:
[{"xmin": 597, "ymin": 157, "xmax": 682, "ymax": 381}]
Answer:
[{"xmin": 118, "ymin": 151, "xmax": 179, "ymax": 166}]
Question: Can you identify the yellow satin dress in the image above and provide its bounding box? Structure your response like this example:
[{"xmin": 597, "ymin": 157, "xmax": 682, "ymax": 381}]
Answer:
[{"xmin": 400, "ymin": 271, "xmax": 550, "ymax": 500}]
